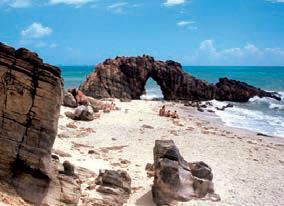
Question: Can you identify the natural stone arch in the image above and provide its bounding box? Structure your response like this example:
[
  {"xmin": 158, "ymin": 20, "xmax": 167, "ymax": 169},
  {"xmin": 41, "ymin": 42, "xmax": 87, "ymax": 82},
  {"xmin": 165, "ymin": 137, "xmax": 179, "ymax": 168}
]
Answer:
[
  {"xmin": 140, "ymin": 77, "xmax": 163, "ymax": 99},
  {"xmin": 79, "ymin": 55, "xmax": 281, "ymax": 102},
  {"xmin": 79, "ymin": 55, "xmax": 204, "ymax": 101}
]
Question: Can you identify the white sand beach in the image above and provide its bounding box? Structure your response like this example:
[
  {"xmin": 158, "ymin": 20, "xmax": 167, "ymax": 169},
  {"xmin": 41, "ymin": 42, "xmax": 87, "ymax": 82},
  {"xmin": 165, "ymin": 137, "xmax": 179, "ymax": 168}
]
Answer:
[{"xmin": 51, "ymin": 100, "xmax": 284, "ymax": 206}]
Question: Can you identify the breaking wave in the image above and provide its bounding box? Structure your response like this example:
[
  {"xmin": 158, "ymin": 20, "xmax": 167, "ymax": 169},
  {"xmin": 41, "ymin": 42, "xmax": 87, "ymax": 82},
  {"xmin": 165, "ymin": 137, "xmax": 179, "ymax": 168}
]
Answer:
[{"xmin": 212, "ymin": 92, "xmax": 284, "ymax": 137}]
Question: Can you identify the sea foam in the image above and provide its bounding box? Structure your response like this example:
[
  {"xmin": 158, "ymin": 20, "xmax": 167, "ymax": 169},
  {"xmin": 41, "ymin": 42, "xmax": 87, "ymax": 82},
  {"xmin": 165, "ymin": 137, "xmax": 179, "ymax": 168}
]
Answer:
[{"xmin": 212, "ymin": 92, "xmax": 284, "ymax": 137}]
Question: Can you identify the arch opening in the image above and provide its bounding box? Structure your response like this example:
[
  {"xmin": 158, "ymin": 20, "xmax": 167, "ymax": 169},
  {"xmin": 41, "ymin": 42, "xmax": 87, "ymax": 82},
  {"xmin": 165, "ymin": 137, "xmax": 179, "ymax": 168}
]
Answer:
[{"xmin": 140, "ymin": 77, "xmax": 164, "ymax": 100}]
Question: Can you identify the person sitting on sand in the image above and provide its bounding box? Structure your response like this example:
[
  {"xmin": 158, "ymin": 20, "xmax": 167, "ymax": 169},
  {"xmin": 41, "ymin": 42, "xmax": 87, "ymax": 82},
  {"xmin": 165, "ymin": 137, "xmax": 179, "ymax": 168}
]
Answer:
[
  {"xmin": 159, "ymin": 105, "xmax": 166, "ymax": 116},
  {"xmin": 171, "ymin": 111, "xmax": 179, "ymax": 119},
  {"xmin": 165, "ymin": 110, "xmax": 171, "ymax": 117}
]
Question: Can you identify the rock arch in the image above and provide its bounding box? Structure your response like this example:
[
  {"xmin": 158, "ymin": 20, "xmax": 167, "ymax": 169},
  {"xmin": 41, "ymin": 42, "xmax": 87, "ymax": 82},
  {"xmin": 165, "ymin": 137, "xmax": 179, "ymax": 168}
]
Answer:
[
  {"xmin": 80, "ymin": 55, "xmax": 280, "ymax": 102},
  {"xmin": 80, "ymin": 56, "xmax": 216, "ymax": 101}
]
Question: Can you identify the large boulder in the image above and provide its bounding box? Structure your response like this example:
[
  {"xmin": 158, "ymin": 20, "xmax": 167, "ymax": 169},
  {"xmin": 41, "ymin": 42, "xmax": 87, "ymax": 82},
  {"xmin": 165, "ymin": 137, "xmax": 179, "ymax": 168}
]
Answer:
[
  {"xmin": 0, "ymin": 42, "xmax": 62, "ymax": 178},
  {"xmin": 152, "ymin": 140, "xmax": 220, "ymax": 205},
  {"xmin": 0, "ymin": 42, "xmax": 80, "ymax": 205},
  {"xmin": 79, "ymin": 55, "xmax": 280, "ymax": 102}
]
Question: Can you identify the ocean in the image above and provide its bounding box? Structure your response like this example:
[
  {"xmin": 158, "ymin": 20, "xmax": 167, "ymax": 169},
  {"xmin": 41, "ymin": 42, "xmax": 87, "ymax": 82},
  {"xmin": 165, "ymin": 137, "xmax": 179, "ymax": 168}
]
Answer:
[{"xmin": 61, "ymin": 66, "xmax": 284, "ymax": 137}]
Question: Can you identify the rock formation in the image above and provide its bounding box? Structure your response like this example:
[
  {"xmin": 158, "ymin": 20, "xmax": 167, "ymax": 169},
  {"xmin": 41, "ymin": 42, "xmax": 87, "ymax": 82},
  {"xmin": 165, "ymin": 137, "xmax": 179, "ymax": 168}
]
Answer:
[
  {"xmin": 65, "ymin": 105, "xmax": 95, "ymax": 121},
  {"xmin": 0, "ymin": 42, "xmax": 80, "ymax": 205},
  {"xmin": 79, "ymin": 55, "xmax": 281, "ymax": 102},
  {"xmin": 82, "ymin": 169, "xmax": 132, "ymax": 206},
  {"xmin": 63, "ymin": 90, "xmax": 77, "ymax": 108},
  {"xmin": 152, "ymin": 140, "xmax": 220, "ymax": 205}
]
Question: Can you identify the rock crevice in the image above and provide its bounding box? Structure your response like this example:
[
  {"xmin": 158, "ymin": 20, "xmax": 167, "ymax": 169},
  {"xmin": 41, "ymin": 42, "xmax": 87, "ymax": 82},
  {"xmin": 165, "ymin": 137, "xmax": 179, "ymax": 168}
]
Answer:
[{"xmin": 0, "ymin": 42, "xmax": 80, "ymax": 205}]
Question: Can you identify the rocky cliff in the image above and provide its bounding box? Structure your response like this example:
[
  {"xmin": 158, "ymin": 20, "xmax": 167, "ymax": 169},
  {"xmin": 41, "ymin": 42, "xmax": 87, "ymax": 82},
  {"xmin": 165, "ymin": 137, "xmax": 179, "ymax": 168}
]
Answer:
[
  {"xmin": 80, "ymin": 55, "xmax": 280, "ymax": 102},
  {"xmin": 0, "ymin": 42, "xmax": 80, "ymax": 205}
]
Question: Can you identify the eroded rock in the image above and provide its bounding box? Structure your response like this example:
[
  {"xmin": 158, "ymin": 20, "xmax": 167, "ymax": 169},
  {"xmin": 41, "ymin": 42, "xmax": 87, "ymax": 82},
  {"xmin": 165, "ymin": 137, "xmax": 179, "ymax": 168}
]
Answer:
[
  {"xmin": 91, "ymin": 169, "xmax": 132, "ymax": 206},
  {"xmin": 152, "ymin": 140, "xmax": 220, "ymax": 205},
  {"xmin": 0, "ymin": 42, "xmax": 80, "ymax": 205},
  {"xmin": 80, "ymin": 55, "xmax": 280, "ymax": 102},
  {"xmin": 63, "ymin": 91, "xmax": 77, "ymax": 108},
  {"xmin": 65, "ymin": 105, "xmax": 95, "ymax": 121}
]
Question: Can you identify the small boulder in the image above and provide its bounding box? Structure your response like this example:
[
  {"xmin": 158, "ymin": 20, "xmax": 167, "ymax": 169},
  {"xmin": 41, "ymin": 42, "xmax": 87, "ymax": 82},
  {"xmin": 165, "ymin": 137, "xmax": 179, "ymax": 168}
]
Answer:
[
  {"xmin": 63, "ymin": 91, "xmax": 77, "ymax": 107},
  {"xmin": 74, "ymin": 105, "xmax": 94, "ymax": 121},
  {"xmin": 88, "ymin": 97, "xmax": 106, "ymax": 111},
  {"xmin": 65, "ymin": 111, "xmax": 76, "ymax": 120},
  {"xmin": 63, "ymin": 161, "xmax": 75, "ymax": 176},
  {"xmin": 65, "ymin": 106, "xmax": 95, "ymax": 121},
  {"xmin": 94, "ymin": 169, "xmax": 132, "ymax": 206},
  {"xmin": 197, "ymin": 108, "xmax": 204, "ymax": 112}
]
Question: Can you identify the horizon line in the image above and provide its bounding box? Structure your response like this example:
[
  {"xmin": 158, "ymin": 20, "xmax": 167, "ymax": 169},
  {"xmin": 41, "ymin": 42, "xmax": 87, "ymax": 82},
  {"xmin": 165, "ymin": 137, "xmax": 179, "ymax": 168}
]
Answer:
[{"xmin": 56, "ymin": 65, "xmax": 284, "ymax": 67}]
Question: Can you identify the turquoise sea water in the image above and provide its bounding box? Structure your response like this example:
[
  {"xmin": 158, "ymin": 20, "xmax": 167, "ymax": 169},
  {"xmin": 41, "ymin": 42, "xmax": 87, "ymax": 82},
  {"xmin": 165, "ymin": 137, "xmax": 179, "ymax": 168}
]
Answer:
[
  {"xmin": 61, "ymin": 66, "xmax": 284, "ymax": 137},
  {"xmin": 61, "ymin": 66, "xmax": 284, "ymax": 91}
]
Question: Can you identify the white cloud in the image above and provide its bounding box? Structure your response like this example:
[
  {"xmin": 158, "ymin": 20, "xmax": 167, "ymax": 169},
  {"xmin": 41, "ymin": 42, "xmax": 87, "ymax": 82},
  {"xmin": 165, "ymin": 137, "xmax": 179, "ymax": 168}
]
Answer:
[
  {"xmin": 268, "ymin": 0, "xmax": 284, "ymax": 3},
  {"xmin": 21, "ymin": 22, "xmax": 52, "ymax": 39},
  {"xmin": 198, "ymin": 40, "xmax": 266, "ymax": 57},
  {"xmin": 2, "ymin": 0, "xmax": 32, "ymax": 8},
  {"xmin": 0, "ymin": 0, "xmax": 96, "ymax": 8},
  {"xmin": 177, "ymin": 20, "xmax": 197, "ymax": 30},
  {"xmin": 189, "ymin": 39, "xmax": 284, "ymax": 65},
  {"xmin": 49, "ymin": 0, "xmax": 94, "ymax": 6},
  {"xmin": 107, "ymin": 2, "xmax": 128, "ymax": 13},
  {"xmin": 177, "ymin": 20, "xmax": 195, "ymax": 26},
  {"xmin": 164, "ymin": 0, "xmax": 185, "ymax": 6}
]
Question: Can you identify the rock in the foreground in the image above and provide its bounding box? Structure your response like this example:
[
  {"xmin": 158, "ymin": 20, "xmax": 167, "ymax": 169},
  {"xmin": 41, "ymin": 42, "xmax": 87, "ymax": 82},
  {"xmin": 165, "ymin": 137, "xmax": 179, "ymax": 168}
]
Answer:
[
  {"xmin": 83, "ymin": 169, "xmax": 131, "ymax": 206},
  {"xmin": 152, "ymin": 140, "xmax": 220, "ymax": 205},
  {"xmin": 0, "ymin": 42, "xmax": 80, "ymax": 205},
  {"xmin": 80, "ymin": 55, "xmax": 280, "ymax": 102}
]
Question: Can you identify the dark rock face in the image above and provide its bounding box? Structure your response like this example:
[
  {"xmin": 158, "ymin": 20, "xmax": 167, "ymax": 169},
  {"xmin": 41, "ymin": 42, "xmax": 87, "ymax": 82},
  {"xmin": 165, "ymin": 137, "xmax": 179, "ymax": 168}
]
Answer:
[
  {"xmin": 80, "ymin": 55, "xmax": 280, "ymax": 102},
  {"xmin": 215, "ymin": 78, "xmax": 281, "ymax": 102},
  {"xmin": 152, "ymin": 140, "xmax": 220, "ymax": 205},
  {"xmin": 0, "ymin": 42, "xmax": 80, "ymax": 205},
  {"xmin": 0, "ymin": 42, "xmax": 62, "ymax": 177}
]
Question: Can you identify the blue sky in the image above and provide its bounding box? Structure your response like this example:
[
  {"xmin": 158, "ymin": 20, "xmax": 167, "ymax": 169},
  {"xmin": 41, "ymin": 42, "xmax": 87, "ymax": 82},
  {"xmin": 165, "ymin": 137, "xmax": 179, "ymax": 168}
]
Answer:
[{"xmin": 0, "ymin": 0, "xmax": 284, "ymax": 65}]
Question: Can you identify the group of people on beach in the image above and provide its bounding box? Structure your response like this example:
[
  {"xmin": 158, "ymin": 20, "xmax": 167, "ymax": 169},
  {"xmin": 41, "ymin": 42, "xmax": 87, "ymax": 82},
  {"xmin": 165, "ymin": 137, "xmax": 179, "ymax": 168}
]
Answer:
[{"xmin": 159, "ymin": 105, "xmax": 179, "ymax": 119}]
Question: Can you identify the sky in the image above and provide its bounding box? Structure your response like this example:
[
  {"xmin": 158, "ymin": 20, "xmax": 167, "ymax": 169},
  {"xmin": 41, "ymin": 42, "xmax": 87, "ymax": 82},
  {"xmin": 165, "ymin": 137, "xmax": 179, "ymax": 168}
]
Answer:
[{"xmin": 0, "ymin": 0, "xmax": 284, "ymax": 66}]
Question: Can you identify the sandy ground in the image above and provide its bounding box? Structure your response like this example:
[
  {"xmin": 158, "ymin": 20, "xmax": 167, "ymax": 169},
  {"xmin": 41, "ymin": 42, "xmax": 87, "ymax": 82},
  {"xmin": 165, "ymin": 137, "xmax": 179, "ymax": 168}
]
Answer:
[
  {"xmin": 51, "ymin": 100, "xmax": 284, "ymax": 206},
  {"xmin": 0, "ymin": 181, "xmax": 30, "ymax": 206}
]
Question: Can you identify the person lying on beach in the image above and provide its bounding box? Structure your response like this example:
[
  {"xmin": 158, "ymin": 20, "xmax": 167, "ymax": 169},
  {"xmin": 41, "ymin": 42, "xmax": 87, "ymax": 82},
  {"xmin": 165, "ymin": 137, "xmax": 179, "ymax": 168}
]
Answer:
[
  {"xmin": 159, "ymin": 105, "xmax": 166, "ymax": 116},
  {"xmin": 165, "ymin": 110, "xmax": 171, "ymax": 117},
  {"xmin": 171, "ymin": 111, "xmax": 179, "ymax": 119}
]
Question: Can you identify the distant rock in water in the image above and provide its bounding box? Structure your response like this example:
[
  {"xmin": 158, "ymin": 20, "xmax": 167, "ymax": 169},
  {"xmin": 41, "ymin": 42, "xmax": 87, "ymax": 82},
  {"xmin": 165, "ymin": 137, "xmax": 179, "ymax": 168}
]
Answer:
[
  {"xmin": 79, "ymin": 55, "xmax": 280, "ymax": 102},
  {"xmin": 215, "ymin": 78, "xmax": 281, "ymax": 102},
  {"xmin": 0, "ymin": 42, "xmax": 80, "ymax": 205}
]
